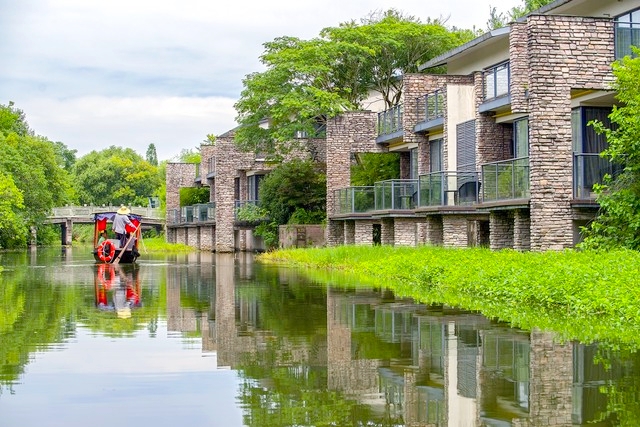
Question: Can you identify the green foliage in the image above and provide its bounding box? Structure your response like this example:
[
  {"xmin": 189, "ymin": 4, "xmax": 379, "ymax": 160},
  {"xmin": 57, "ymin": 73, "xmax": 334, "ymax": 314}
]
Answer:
[
  {"xmin": 145, "ymin": 143, "xmax": 158, "ymax": 166},
  {"xmin": 179, "ymin": 187, "xmax": 209, "ymax": 207},
  {"xmin": 288, "ymin": 208, "xmax": 325, "ymax": 225},
  {"xmin": 234, "ymin": 10, "xmax": 474, "ymax": 157},
  {"xmin": 73, "ymin": 146, "xmax": 162, "ymax": 207},
  {"xmin": 0, "ymin": 102, "xmax": 74, "ymax": 248},
  {"xmin": 487, "ymin": 0, "xmax": 556, "ymax": 30},
  {"xmin": 580, "ymin": 50, "xmax": 640, "ymax": 250},
  {"xmin": 259, "ymin": 159, "xmax": 326, "ymax": 226},
  {"xmin": 236, "ymin": 204, "xmax": 270, "ymax": 222},
  {"xmin": 350, "ymin": 153, "xmax": 399, "ymax": 185},
  {"xmin": 172, "ymin": 147, "xmax": 201, "ymax": 163}
]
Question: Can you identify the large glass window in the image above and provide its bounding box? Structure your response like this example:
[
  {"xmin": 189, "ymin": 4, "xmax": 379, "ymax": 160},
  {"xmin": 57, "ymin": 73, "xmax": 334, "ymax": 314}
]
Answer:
[
  {"xmin": 247, "ymin": 174, "xmax": 264, "ymax": 201},
  {"xmin": 410, "ymin": 148, "xmax": 418, "ymax": 179},
  {"xmin": 513, "ymin": 118, "xmax": 529, "ymax": 158},
  {"xmin": 616, "ymin": 8, "xmax": 640, "ymax": 59},
  {"xmin": 484, "ymin": 62, "xmax": 510, "ymax": 100},
  {"xmin": 430, "ymin": 139, "xmax": 443, "ymax": 172}
]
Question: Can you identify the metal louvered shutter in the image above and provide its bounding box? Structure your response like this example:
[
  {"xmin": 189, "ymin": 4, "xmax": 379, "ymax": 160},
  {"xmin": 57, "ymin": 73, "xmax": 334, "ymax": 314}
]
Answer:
[{"xmin": 457, "ymin": 120, "xmax": 476, "ymax": 171}]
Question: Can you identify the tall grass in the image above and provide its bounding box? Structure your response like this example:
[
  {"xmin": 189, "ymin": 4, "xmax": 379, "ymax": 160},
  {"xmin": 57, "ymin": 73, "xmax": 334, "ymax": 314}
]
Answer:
[{"xmin": 259, "ymin": 245, "xmax": 640, "ymax": 348}]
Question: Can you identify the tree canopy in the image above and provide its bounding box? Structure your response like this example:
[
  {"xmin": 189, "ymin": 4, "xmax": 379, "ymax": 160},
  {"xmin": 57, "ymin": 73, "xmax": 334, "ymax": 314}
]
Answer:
[
  {"xmin": 487, "ymin": 0, "xmax": 556, "ymax": 30},
  {"xmin": 580, "ymin": 50, "xmax": 640, "ymax": 250},
  {"xmin": 73, "ymin": 146, "xmax": 162, "ymax": 207},
  {"xmin": 0, "ymin": 103, "xmax": 74, "ymax": 248},
  {"xmin": 234, "ymin": 9, "xmax": 474, "ymax": 157}
]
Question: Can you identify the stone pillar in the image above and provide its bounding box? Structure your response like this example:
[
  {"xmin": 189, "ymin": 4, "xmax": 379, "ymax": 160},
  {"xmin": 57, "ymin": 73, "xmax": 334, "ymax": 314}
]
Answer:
[
  {"xmin": 176, "ymin": 227, "xmax": 186, "ymax": 245},
  {"xmin": 63, "ymin": 219, "xmax": 73, "ymax": 246},
  {"xmin": 527, "ymin": 330, "xmax": 573, "ymax": 426},
  {"xmin": 215, "ymin": 140, "xmax": 237, "ymax": 252},
  {"xmin": 394, "ymin": 218, "xmax": 417, "ymax": 246},
  {"xmin": 381, "ymin": 218, "xmax": 394, "ymax": 245},
  {"xmin": 526, "ymin": 16, "xmax": 614, "ymax": 251},
  {"xmin": 514, "ymin": 209, "xmax": 531, "ymax": 251},
  {"xmin": 326, "ymin": 112, "xmax": 379, "ymax": 245},
  {"xmin": 425, "ymin": 216, "xmax": 444, "ymax": 246},
  {"xmin": 200, "ymin": 225, "xmax": 214, "ymax": 251},
  {"xmin": 354, "ymin": 220, "xmax": 374, "ymax": 245},
  {"xmin": 327, "ymin": 220, "xmax": 345, "ymax": 246},
  {"xmin": 166, "ymin": 227, "xmax": 176, "ymax": 244},
  {"xmin": 345, "ymin": 221, "xmax": 355, "ymax": 245},
  {"xmin": 442, "ymin": 216, "xmax": 468, "ymax": 248},
  {"xmin": 490, "ymin": 211, "xmax": 514, "ymax": 250}
]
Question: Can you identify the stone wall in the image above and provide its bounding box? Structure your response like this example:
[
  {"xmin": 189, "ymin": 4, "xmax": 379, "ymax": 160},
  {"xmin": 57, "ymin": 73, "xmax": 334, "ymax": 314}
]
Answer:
[
  {"xmin": 490, "ymin": 211, "xmax": 514, "ymax": 250},
  {"xmin": 442, "ymin": 216, "xmax": 468, "ymax": 248},
  {"xmin": 166, "ymin": 162, "xmax": 197, "ymax": 215},
  {"xmin": 526, "ymin": 16, "xmax": 614, "ymax": 250},
  {"xmin": 355, "ymin": 220, "xmax": 375, "ymax": 245},
  {"xmin": 394, "ymin": 218, "xmax": 418, "ymax": 246},
  {"xmin": 279, "ymin": 224, "xmax": 326, "ymax": 248}
]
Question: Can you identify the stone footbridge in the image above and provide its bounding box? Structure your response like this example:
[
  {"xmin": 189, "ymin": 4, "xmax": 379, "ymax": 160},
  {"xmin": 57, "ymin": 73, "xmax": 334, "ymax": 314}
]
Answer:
[{"xmin": 47, "ymin": 206, "xmax": 164, "ymax": 245}]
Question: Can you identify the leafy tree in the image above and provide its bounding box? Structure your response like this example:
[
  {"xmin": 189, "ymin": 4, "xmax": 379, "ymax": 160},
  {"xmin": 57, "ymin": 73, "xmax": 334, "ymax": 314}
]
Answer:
[
  {"xmin": 487, "ymin": 0, "xmax": 556, "ymax": 30},
  {"xmin": 580, "ymin": 50, "xmax": 640, "ymax": 250},
  {"xmin": 234, "ymin": 10, "xmax": 474, "ymax": 157},
  {"xmin": 259, "ymin": 159, "xmax": 326, "ymax": 226},
  {"xmin": 350, "ymin": 153, "xmax": 400, "ymax": 186},
  {"xmin": 0, "ymin": 103, "xmax": 73, "ymax": 247},
  {"xmin": 73, "ymin": 146, "xmax": 162, "ymax": 207},
  {"xmin": 146, "ymin": 143, "xmax": 158, "ymax": 166},
  {"xmin": 172, "ymin": 147, "xmax": 201, "ymax": 163},
  {"xmin": 0, "ymin": 172, "xmax": 27, "ymax": 249}
]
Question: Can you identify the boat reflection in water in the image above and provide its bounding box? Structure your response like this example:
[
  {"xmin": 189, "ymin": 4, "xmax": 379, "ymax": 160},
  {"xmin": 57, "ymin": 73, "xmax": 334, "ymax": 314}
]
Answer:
[{"xmin": 94, "ymin": 263, "xmax": 141, "ymax": 318}]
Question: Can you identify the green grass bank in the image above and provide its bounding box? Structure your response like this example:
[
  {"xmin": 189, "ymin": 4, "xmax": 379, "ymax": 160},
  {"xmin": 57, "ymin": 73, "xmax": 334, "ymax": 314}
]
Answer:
[{"xmin": 259, "ymin": 245, "xmax": 640, "ymax": 349}]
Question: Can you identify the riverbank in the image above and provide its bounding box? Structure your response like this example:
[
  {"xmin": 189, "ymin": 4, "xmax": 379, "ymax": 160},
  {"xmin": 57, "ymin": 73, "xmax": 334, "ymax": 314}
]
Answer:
[{"xmin": 259, "ymin": 245, "xmax": 640, "ymax": 348}]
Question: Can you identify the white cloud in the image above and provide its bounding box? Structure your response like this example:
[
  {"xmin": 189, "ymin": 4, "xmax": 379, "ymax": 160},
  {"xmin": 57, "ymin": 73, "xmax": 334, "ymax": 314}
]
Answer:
[{"xmin": 0, "ymin": 0, "xmax": 520, "ymax": 161}]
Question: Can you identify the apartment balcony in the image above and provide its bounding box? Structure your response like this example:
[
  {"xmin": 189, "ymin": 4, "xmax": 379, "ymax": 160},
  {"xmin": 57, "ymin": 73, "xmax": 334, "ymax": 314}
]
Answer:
[
  {"xmin": 374, "ymin": 179, "xmax": 419, "ymax": 212},
  {"xmin": 573, "ymin": 153, "xmax": 620, "ymax": 203},
  {"xmin": 194, "ymin": 202, "xmax": 216, "ymax": 222},
  {"xmin": 417, "ymin": 171, "xmax": 480, "ymax": 212},
  {"xmin": 333, "ymin": 186, "xmax": 375, "ymax": 216},
  {"xmin": 481, "ymin": 157, "xmax": 530, "ymax": 205},
  {"xmin": 414, "ymin": 90, "xmax": 445, "ymax": 133},
  {"xmin": 615, "ymin": 16, "xmax": 640, "ymax": 60},
  {"xmin": 194, "ymin": 163, "xmax": 202, "ymax": 185},
  {"xmin": 167, "ymin": 203, "xmax": 216, "ymax": 225},
  {"xmin": 479, "ymin": 61, "xmax": 511, "ymax": 113},
  {"xmin": 376, "ymin": 104, "xmax": 404, "ymax": 144},
  {"xmin": 206, "ymin": 156, "xmax": 216, "ymax": 178}
]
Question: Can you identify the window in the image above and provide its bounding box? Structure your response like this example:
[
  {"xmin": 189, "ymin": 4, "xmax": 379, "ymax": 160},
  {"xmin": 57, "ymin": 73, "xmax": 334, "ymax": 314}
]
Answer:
[
  {"xmin": 483, "ymin": 62, "xmax": 510, "ymax": 100},
  {"xmin": 513, "ymin": 118, "xmax": 529, "ymax": 158},
  {"xmin": 410, "ymin": 148, "xmax": 418, "ymax": 179},
  {"xmin": 615, "ymin": 8, "xmax": 640, "ymax": 59},
  {"xmin": 247, "ymin": 174, "xmax": 264, "ymax": 201},
  {"xmin": 430, "ymin": 138, "xmax": 443, "ymax": 172}
]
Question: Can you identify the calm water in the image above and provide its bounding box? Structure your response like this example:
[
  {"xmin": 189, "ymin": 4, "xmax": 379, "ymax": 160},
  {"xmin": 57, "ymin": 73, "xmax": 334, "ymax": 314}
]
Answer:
[{"xmin": 0, "ymin": 247, "xmax": 639, "ymax": 426}]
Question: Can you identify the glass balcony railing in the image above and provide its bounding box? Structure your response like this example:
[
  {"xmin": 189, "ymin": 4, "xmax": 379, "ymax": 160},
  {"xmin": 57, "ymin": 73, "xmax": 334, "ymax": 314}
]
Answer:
[
  {"xmin": 418, "ymin": 171, "xmax": 480, "ymax": 207},
  {"xmin": 615, "ymin": 19, "xmax": 640, "ymax": 60},
  {"xmin": 333, "ymin": 187, "xmax": 375, "ymax": 215},
  {"xmin": 193, "ymin": 202, "xmax": 216, "ymax": 222},
  {"xmin": 181, "ymin": 206, "xmax": 194, "ymax": 223},
  {"xmin": 416, "ymin": 90, "xmax": 444, "ymax": 123},
  {"xmin": 167, "ymin": 208, "xmax": 180, "ymax": 225},
  {"xmin": 483, "ymin": 62, "xmax": 510, "ymax": 101},
  {"xmin": 573, "ymin": 153, "xmax": 620, "ymax": 200},
  {"xmin": 378, "ymin": 104, "xmax": 403, "ymax": 136},
  {"xmin": 374, "ymin": 179, "xmax": 419, "ymax": 211},
  {"xmin": 481, "ymin": 157, "xmax": 530, "ymax": 202}
]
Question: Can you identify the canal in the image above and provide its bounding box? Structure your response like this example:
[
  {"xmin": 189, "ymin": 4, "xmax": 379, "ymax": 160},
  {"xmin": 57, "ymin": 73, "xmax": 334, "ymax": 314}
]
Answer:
[{"xmin": 0, "ymin": 247, "xmax": 638, "ymax": 426}]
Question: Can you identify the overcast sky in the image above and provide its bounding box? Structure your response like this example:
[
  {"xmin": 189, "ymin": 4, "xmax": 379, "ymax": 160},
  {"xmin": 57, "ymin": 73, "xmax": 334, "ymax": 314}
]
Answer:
[{"xmin": 0, "ymin": 0, "xmax": 520, "ymax": 162}]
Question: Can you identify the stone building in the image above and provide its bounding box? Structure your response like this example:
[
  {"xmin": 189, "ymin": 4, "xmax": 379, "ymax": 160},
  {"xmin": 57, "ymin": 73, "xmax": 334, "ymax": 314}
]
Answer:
[
  {"xmin": 327, "ymin": 0, "xmax": 638, "ymax": 251},
  {"xmin": 166, "ymin": 0, "xmax": 639, "ymax": 253},
  {"xmin": 166, "ymin": 128, "xmax": 325, "ymax": 252}
]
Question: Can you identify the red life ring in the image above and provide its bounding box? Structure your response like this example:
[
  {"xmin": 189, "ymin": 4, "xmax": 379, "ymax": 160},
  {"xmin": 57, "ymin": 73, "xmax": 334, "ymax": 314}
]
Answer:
[
  {"xmin": 97, "ymin": 263, "xmax": 116, "ymax": 289},
  {"xmin": 98, "ymin": 240, "xmax": 116, "ymax": 263}
]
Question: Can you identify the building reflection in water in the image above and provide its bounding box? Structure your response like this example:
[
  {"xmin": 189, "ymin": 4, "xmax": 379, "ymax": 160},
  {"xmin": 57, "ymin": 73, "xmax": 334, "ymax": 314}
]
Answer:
[{"xmin": 164, "ymin": 254, "xmax": 639, "ymax": 426}]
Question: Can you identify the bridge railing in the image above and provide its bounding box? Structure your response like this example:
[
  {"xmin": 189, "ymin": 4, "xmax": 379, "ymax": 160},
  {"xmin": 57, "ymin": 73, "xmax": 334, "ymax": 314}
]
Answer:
[{"xmin": 51, "ymin": 206, "xmax": 164, "ymax": 219}]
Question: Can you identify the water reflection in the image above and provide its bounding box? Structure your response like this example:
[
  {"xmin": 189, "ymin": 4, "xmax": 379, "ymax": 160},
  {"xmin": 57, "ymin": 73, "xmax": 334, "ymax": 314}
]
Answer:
[{"xmin": 1, "ymin": 249, "xmax": 640, "ymax": 426}]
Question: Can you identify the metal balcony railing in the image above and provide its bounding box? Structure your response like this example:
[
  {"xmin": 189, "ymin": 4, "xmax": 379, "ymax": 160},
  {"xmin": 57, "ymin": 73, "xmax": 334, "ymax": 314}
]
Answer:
[
  {"xmin": 181, "ymin": 206, "xmax": 194, "ymax": 223},
  {"xmin": 573, "ymin": 153, "xmax": 620, "ymax": 200},
  {"xmin": 167, "ymin": 208, "xmax": 180, "ymax": 225},
  {"xmin": 483, "ymin": 62, "xmax": 510, "ymax": 101},
  {"xmin": 374, "ymin": 179, "xmax": 419, "ymax": 211},
  {"xmin": 418, "ymin": 171, "xmax": 480, "ymax": 207},
  {"xmin": 378, "ymin": 104, "xmax": 403, "ymax": 136},
  {"xmin": 333, "ymin": 187, "xmax": 375, "ymax": 215},
  {"xmin": 615, "ymin": 19, "xmax": 640, "ymax": 60},
  {"xmin": 481, "ymin": 157, "xmax": 529, "ymax": 202},
  {"xmin": 416, "ymin": 90, "xmax": 444, "ymax": 123}
]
